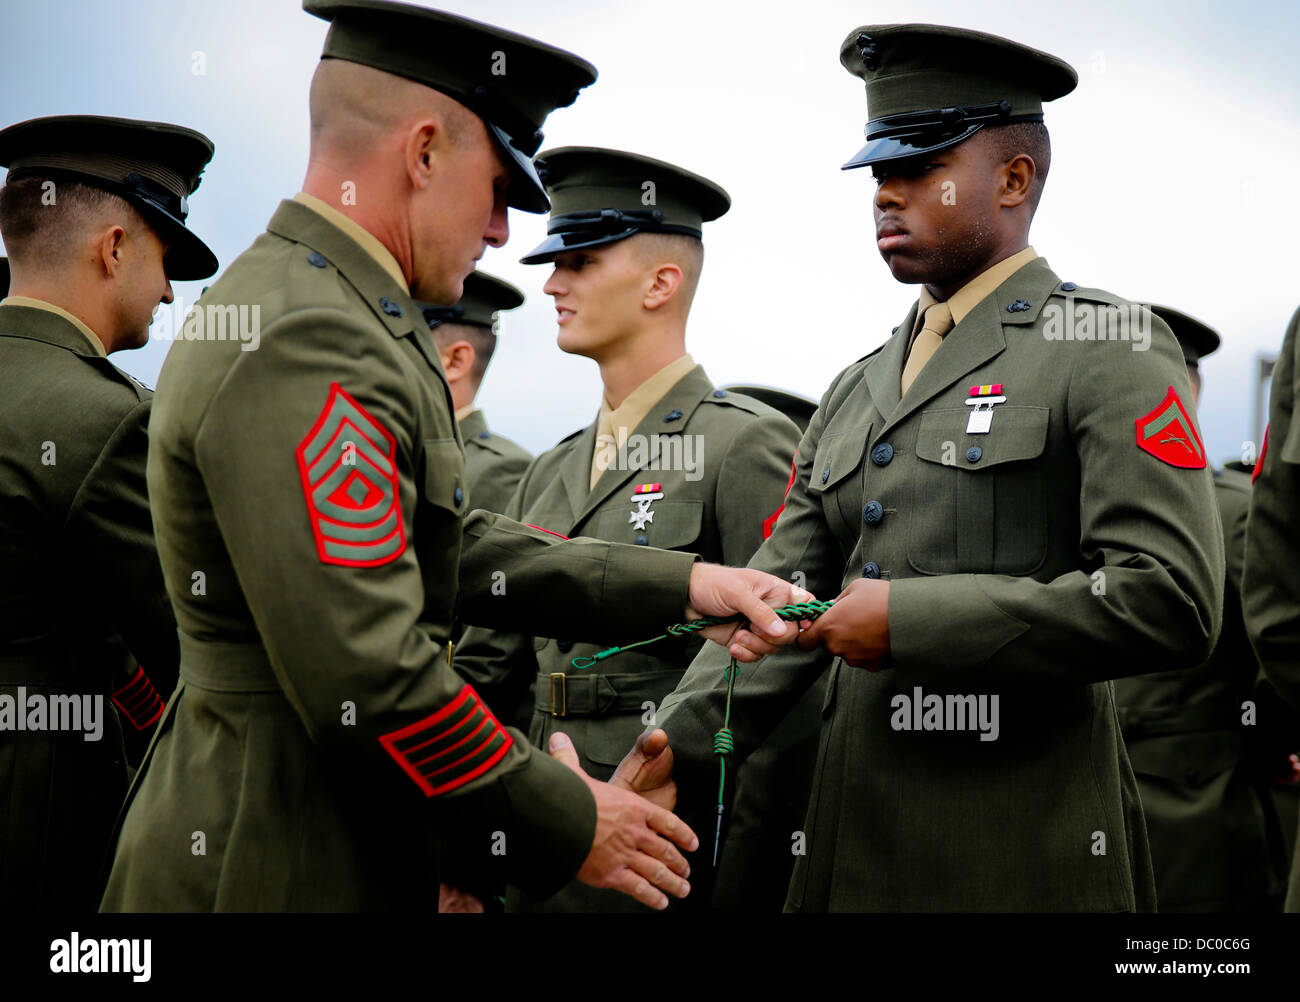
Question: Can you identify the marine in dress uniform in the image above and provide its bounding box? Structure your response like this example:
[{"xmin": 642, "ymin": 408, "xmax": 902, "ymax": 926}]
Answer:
[
  {"xmin": 419, "ymin": 270, "xmax": 532, "ymax": 518},
  {"xmin": 101, "ymin": 1, "xmax": 796, "ymax": 913},
  {"xmin": 1113, "ymin": 306, "xmax": 1290, "ymax": 911},
  {"xmin": 651, "ymin": 24, "xmax": 1225, "ymax": 912},
  {"xmin": 0, "ymin": 115, "xmax": 217, "ymax": 909},
  {"xmin": 1244, "ymin": 304, "xmax": 1300, "ymax": 912},
  {"xmin": 452, "ymin": 147, "xmax": 804, "ymax": 911}
]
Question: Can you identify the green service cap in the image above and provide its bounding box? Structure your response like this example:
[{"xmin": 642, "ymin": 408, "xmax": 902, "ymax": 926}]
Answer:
[
  {"xmin": 0, "ymin": 257, "xmax": 8, "ymax": 298},
  {"xmin": 305, "ymin": 0, "xmax": 596, "ymax": 213},
  {"xmin": 721, "ymin": 384, "xmax": 819, "ymax": 434},
  {"xmin": 1146, "ymin": 304, "xmax": 1221, "ymax": 366},
  {"xmin": 421, "ymin": 270, "xmax": 524, "ymax": 332},
  {"xmin": 839, "ymin": 23, "xmax": 1077, "ymax": 169},
  {"xmin": 0, "ymin": 115, "xmax": 217, "ymax": 280},
  {"xmin": 520, "ymin": 146, "xmax": 730, "ymax": 265}
]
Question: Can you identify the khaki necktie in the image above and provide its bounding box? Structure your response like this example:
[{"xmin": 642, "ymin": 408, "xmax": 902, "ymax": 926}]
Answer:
[
  {"xmin": 900, "ymin": 302, "xmax": 954, "ymax": 397},
  {"xmin": 591, "ymin": 414, "xmax": 617, "ymax": 490}
]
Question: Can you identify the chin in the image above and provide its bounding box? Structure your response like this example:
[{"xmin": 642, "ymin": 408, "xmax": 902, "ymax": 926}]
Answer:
[{"xmin": 883, "ymin": 254, "xmax": 932, "ymax": 286}]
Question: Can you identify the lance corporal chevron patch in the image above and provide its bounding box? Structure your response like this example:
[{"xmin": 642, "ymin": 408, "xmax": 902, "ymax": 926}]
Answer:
[
  {"xmin": 296, "ymin": 383, "xmax": 406, "ymax": 567},
  {"xmin": 1135, "ymin": 386, "xmax": 1206, "ymax": 469},
  {"xmin": 379, "ymin": 684, "xmax": 513, "ymax": 797}
]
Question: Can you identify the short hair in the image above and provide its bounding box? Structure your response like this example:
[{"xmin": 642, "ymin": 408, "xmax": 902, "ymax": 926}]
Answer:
[
  {"xmin": 630, "ymin": 231, "xmax": 705, "ymax": 309},
  {"xmin": 432, "ymin": 321, "xmax": 497, "ymax": 387},
  {"xmin": 980, "ymin": 121, "xmax": 1052, "ymax": 213},
  {"xmin": 1187, "ymin": 363, "xmax": 1202, "ymax": 396},
  {"xmin": 0, "ymin": 176, "xmax": 143, "ymax": 266}
]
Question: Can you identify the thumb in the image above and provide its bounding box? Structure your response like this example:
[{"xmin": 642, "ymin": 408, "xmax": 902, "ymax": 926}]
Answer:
[
  {"xmin": 637, "ymin": 727, "xmax": 670, "ymax": 759},
  {"xmin": 548, "ymin": 731, "xmax": 584, "ymax": 774}
]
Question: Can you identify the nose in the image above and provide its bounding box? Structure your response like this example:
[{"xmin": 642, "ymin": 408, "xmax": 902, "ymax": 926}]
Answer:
[
  {"xmin": 543, "ymin": 266, "xmax": 564, "ymax": 297},
  {"xmin": 160, "ymin": 280, "xmax": 175, "ymax": 306},
  {"xmin": 874, "ymin": 174, "xmax": 906, "ymax": 212},
  {"xmin": 484, "ymin": 191, "xmax": 509, "ymax": 248}
]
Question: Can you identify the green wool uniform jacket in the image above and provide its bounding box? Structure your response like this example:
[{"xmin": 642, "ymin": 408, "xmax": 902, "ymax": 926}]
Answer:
[
  {"xmin": 459, "ymin": 409, "xmax": 531, "ymax": 517},
  {"xmin": 99, "ymin": 200, "xmax": 698, "ymax": 912},
  {"xmin": 454, "ymin": 365, "xmax": 813, "ymax": 911},
  {"xmin": 1244, "ymin": 305, "xmax": 1300, "ymax": 912},
  {"xmin": 1114, "ymin": 466, "xmax": 1288, "ymax": 911},
  {"xmin": 657, "ymin": 257, "xmax": 1225, "ymax": 912},
  {"xmin": 0, "ymin": 304, "xmax": 178, "ymax": 910}
]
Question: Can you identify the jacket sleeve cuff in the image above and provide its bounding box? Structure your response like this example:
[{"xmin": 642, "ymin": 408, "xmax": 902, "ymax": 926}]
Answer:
[{"xmin": 436, "ymin": 735, "xmax": 596, "ymax": 900}]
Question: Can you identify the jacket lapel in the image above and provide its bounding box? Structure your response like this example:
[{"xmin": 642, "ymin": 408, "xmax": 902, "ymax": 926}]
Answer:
[
  {"xmin": 572, "ymin": 365, "xmax": 714, "ymax": 529},
  {"xmin": 558, "ymin": 419, "xmax": 600, "ymax": 524},
  {"xmin": 862, "ymin": 304, "xmax": 917, "ymax": 422}
]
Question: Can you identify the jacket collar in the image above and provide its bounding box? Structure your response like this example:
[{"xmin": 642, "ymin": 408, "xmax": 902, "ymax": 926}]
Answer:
[
  {"xmin": 560, "ymin": 363, "xmax": 716, "ymax": 530},
  {"xmin": 874, "ymin": 256, "xmax": 1061, "ymax": 437},
  {"xmin": 0, "ymin": 302, "xmax": 108, "ymax": 359},
  {"xmin": 265, "ymin": 200, "xmax": 444, "ymax": 378}
]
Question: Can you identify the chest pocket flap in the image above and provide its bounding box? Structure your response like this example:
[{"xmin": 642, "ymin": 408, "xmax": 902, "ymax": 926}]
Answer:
[
  {"xmin": 423, "ymin": 437, "xmax": 468, "ymax": 515},
  {"xmin": 586, "ymin": 497, "xmax": 704, "ymax": 550},
  {"xmin": 915, "ymin": 406, "xmax": 1050, "ymax": 469},
  {"xmin": 808, "ymin": 421, "xmax": 873, "ymax": 495}
]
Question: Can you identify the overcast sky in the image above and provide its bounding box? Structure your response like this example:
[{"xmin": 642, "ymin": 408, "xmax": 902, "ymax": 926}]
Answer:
[{"xmin": 3, "ymin": 0, "xmax": 1297, "ymax": 463}]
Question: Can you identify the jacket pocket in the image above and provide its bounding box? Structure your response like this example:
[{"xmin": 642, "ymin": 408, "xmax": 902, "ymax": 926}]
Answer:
[
  {"xmin": 421, "ymin": 438, "xmax": 468, "ymax": 517},
  {"xmin": 808, "ymin": 421, "xmax": 872, "ymax": 540},
  {"xmin": 909, "ymin": 406, "xmax": 1050, "ymax": 575},
  {"xmin": 586, "ymin": 498, "xmax": 704, "ymax": 550}
]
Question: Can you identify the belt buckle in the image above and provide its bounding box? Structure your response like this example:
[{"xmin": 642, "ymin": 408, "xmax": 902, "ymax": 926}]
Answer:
[{"xmin": 549, "ymin": 672, "xmax": 566, "ymax": 717}]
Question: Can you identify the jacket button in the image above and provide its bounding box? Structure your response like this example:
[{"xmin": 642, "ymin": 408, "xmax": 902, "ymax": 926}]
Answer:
[
  {"xmin": 379, "ymin": 296, "xmax": 403, "ymax": 317},
  {"xmin": 664, "ymin": 409, "xmax": 683, "ymax": 422},
  {"xmin": 862, "ymin": 561, "xmax": 881, "ymax": 579},
  {"xmin": 307, "ymin": 251, "xmax": 327, "ymax": 268},
  {"xmin": 713, "ymin": 389, "xmax": 728, "ymax": 398},
  {"xmin": 453, "ymin": 486, "xmax": 464, "ymax": 506},
  {"xmin": 634, "ymin": 535, "xmax": 648, "ymax": 545},
  {"xmin": 965, "ymin": 446, "xmax": 982, "ymax": 463},
  {"xmin": 1185, "ymin": 767, "xmax": 1199, "ymax": 784},
  {"xmin": 862, "ymin": 500, "xmax": 883, "ymax": 525},
  {"xmin": 821, "ymin": 467, "xmax": 830, "ymax": 484},
  {"xmin": 557, "ymin": 640, "xmax": 573, "ymax": 653},
  {"xmin": 478, "ymin": 430, "xmax": 490, "ymax": 439},
  {"xmin": 1060, "ymin": 281, "xmax": 1077, "ymax": 292},
  {"xmin": 871, "ymin": 442, "xmax": 894, "ymax": 466}
]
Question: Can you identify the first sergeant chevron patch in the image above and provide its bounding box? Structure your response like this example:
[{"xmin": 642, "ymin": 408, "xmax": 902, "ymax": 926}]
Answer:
[
  {"xmin": 378, "ymin": 684, "xmax": 513, "ymax": 797},
  {"xmin": 296, "ymin": 383, "xmax": 406, "ymax": 567},
  {"xmin": 1135, "ymin": 386, "xmax": 1206, "ymax": 469}
]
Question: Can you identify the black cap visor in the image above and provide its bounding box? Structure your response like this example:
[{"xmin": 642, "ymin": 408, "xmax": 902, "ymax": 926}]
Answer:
[
  {"xmin": 487, "ymin": 122, "xmax": 549, "ymax": 214},
  {"xmin": 842, "ymin": 123, "xmax": 983, "ymax": 170},
  {"xmin": 519, "ymin": 227, "xmax": 640, "ymax": 265}
]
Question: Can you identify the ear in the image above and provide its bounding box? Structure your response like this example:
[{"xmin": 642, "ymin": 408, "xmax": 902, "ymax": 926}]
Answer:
[
  {"xmin": 97, "ymin": 224, "xmax": 128, "ymax": 278},
  {"xmin": 643, "ymin": 262, "xmax": 684, "ymax": 312},
  {"xmin": 999, "ymin": 153, "xmax": 1036, "ymax": 210},
  {"xmin": 438, "ymin": 339, "xmax": 476, "ymax": 384},
  {"xmin": 406, "ymin": 117, "xmax": 441, "ymax": 192}
]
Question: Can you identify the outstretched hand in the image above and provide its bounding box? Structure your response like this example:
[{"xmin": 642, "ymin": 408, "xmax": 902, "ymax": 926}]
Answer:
[
  {"xmin": 611, "ymin": 727, "xmax": 677, "ymax": 812},
  {"xmin": 550, "ymin": 732, "xmax": 698, "ymax": 910}
]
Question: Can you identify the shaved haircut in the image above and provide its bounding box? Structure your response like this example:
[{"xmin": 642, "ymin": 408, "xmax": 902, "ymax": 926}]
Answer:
[
  {"xmin": 432, "ymin": 321, "xmax": 497, "ymax": 386},
  {"xmin": 0, "ymin": 176, "xmax": 146, "ymax": 269},
  {"xmin": 979, "ymin": 121, "xmax": 1052, "ymax": 213},
  {"xmin": 629, "ymin": 231, "xmax": 705, "ymax": 310},
  {"xmin": 308, "ymin": 58, "xmax": 476, "ymax": 158}
]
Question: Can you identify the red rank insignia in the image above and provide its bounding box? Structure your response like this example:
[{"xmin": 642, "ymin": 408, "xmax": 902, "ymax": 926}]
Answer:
[
  {"xmin": 296, "ymin": 382, "xmax": 405, "ymax": 567},
  {"xmin": 1135, "ymin": 386, "xmax": 1206, "ymax": 469}
]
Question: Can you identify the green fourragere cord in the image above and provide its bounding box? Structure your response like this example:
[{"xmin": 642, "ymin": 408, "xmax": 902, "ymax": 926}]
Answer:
[{"xmin": 570, "ymin": 599, "xmax": 835, "ymax": 867}]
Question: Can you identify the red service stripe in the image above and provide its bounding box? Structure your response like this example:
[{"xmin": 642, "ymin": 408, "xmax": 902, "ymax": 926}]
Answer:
[
  {"xmin": 526, "ymin": 523, "xmax": 570, "ymax": 540},
  {"xmin": 425, "ymin": 734, "xmax": 512, "ymax": 797},
  {"xmin": 111, "ymin": 666, "xmax": 149, "ymax": 700}
]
